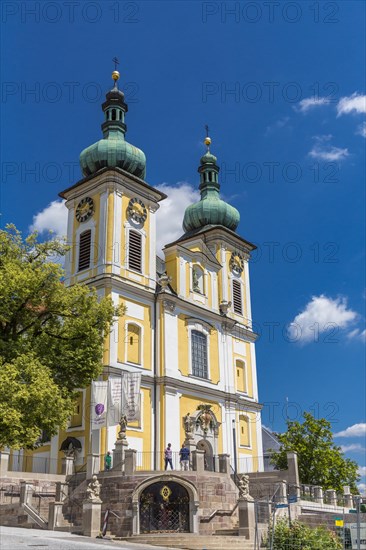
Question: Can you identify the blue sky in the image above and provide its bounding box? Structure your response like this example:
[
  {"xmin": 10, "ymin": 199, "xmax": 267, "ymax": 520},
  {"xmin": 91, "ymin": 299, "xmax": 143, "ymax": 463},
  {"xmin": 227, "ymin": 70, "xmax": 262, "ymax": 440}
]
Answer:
[{"xmin": 1, "ymin": 1, "xmax": 365, "ymax": 485}]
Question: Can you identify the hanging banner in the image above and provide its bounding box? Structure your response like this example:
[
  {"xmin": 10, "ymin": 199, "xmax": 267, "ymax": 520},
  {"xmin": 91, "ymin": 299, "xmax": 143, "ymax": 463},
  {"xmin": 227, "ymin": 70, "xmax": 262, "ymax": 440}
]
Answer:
[
  {"xmin": 107, "ymin": 378, "xmax": 122, "ymax": 425},
  {"xmin": 122, "ymin": 372, "xmax": 141, "ymax": 422},
  {"xmin": 91, "ymin": 381, "xmax": 108, "ymax": 429}
]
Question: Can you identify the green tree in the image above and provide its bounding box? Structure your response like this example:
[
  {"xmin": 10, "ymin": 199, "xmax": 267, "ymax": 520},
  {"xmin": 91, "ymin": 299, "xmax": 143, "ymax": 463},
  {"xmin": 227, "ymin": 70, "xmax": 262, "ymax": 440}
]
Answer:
[
  {"xmin": 271, "ymin": 412, "xmax": 360, "ymax": 493},
  {"xmin": 266, "ymin": 518, "xmax": 342, "ymax": 549},
  {"xmin": 0, "ymin": 226, "xmax": 120, "ymax": 449}
]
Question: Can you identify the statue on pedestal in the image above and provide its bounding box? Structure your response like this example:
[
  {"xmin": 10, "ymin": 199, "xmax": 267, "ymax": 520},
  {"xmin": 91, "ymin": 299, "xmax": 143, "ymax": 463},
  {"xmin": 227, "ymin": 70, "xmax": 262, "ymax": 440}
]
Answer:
[
  {"xmin": 183, "ymin": 412, "xmax": 194, "ymax": 440},
  {"xmin": 86, "ymin": 475, "xmax": 102, "ymax": 503},
  {"xmin": 238, "ymin": 474, "xmax": 250, "ymax": 498},
  {"xmin": 117, "ymin": 414, "xmax": 128, "ymax": 441}
]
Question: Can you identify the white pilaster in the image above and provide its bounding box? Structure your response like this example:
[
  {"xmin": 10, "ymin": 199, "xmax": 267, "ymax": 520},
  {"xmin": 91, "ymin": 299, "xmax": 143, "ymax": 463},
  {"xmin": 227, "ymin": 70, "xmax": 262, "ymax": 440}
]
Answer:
[
  {"xmin": 244, "ymin": 260, "xmax": 252, "ymax": 327},
  {"xmin": 179, "ymin": 258, "xmax": 186, "ymax": 297},
  {"xmin": 165, "ymin": 388, "xmax": 181, "ymax": 457},
  {"xmin": 98, "ymin": 190, "xmax": 108, "ymax": 274},
  {"xmin": 163, "ymin": 309, "xmax": 179, "ymax": 377},
  {"xmin": 221, "ymin": 246, "xmax": 228, "ymax": 301},
  {"xmin": 212, "ymin": 271, "xmax": 218, "ymax": 310},
  {"xmin": 64, "ymin": 205, "xmax": 75, "ymax": 282},
  {"xmin": 225, "ymin": 332, "xmax": 235, "ymax": 393},
  {"xmin": 112, "ymin": 190, "xmax": 122, "ymax": 274},
  {"xmin": 109, "ymin": 291, "xmax": 120, "ymax": 365},
  {"xmin": 149, "ymin": 207, "xmax": 157, "ymax": 288}
]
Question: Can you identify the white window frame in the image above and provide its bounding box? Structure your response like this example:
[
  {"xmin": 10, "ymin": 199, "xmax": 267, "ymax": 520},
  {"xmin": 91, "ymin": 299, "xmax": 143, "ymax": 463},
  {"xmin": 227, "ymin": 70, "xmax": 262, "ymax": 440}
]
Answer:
[
  {"xmin": 187, "ymin": 321, "xmax": 211, "ymax": 381},
  {"xmin": 124, "ymin": 220, "xmax": 146, "ymax": 275},
  {"xmin": 231, "ymin": 275, "xmax": 244, "ymax": 316},
  {"xmin": 238, "ymin": 413, "xmax": 252, "ymax": 449},
  {"xmin": 75, "ymin": 217, "xmax": 97, "ymax": 277},
  {"xmin": 124, "ymin": 321, "xmax": 144, "ymax": 368},
  {"xmin": 235, "ymin": 359, "xmax": 248, "ymax": 395},
  {"xmin": 191, "ymin": 264, "xmax": 205, "ymax": 295}
]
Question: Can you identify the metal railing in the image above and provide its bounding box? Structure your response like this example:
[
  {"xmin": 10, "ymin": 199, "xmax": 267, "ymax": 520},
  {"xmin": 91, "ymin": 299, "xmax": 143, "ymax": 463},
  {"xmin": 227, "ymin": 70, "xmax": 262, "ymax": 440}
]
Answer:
[
  {"xmin": 0, "ymin": 484, "xmax": 20, "ymax": 505},
  {"xmin": 9, "ymin": 455, "xmax": 60, "ymax": 474}
]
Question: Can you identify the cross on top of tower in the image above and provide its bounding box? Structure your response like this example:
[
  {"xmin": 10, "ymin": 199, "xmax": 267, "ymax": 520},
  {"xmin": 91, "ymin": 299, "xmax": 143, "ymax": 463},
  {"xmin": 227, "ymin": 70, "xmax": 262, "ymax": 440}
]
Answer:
[{"xmin": 111, "ymin": 57, "xmax": 120, "ymax": 87}]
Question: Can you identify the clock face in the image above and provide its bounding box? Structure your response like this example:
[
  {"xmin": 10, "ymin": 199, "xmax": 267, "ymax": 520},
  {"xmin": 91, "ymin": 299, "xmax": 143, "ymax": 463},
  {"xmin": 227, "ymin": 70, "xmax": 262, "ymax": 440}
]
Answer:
[
  {"xmin": 229, "ymin": 252, "xmax": 244, "ymax": 275},
  {"xmin": 127, "ymin": 197, "xmax": 147, "ymax": 224},
  {"xmin": 75, "ymin": 197, "xmax": 94, "ymax": 223}
]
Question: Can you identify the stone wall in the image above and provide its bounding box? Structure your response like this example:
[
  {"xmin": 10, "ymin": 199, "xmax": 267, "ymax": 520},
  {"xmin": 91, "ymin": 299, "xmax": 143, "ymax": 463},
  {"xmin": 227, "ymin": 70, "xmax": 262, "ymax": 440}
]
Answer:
[
  {"xmin": 0, "ymin": 476, "xmax": 60, "ymax": 527},
  {"xmin": 62, "ymin": 470, "xmax": 239, "ymax": 537}
]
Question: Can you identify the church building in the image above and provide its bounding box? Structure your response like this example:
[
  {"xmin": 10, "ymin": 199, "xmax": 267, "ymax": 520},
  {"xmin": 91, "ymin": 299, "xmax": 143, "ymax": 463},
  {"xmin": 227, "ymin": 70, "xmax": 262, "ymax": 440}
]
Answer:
[{"xmin": 10, "ymin": 70, "xmax": 263, "ymax": 475}]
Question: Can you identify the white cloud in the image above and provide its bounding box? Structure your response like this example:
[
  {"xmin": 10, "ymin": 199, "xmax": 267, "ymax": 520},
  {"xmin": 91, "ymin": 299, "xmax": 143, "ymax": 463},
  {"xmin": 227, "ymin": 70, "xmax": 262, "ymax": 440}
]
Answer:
[
  {"xmin": 287, "ymin": 294, "xmax": 358, "ymax": 344},
  {"xmin": 30, "ymin": 200, "xmax": 67, "ymax": 238},
  {"xmin": 296, "ymin": 97, "xmax": 330, "ymax": 113},
  {"xmin": 337, "ymin": 93, "xmax": 366, "ymax": 116},
  {"xmin": 334, "ymin": 424, "xmax": 366, "ymax": 438},
  {"xmin": 309, "ymin": 144, "xmax": 349, "ymax": 161},
  {"xmin": 356, "ymin": 121, "xmax": 366, "ymax": 138},
  {"xmin": 358, "ymin": 483, "xmax": 366, "ymax": 495},
  {"xmin": 358, "ymin": 466, "xmax": 366, "ymax": 477},
  {"xmin": 340, "ymin": 444, "xmax": 365, "ymax": 453},
  {"xmin": 265, "ymin": 117, "xmax": 290, "ymax": 136},
  {"xmin": 308, "ymin": 135, "xmax": 349, "ymax": 161},
  {"xmin": 347, "ymin": 328, "xmax": 366, "ymax": 342},
  {"xmin": 156, "ymin": 183, "xmax": 199, "ymax": 255}
]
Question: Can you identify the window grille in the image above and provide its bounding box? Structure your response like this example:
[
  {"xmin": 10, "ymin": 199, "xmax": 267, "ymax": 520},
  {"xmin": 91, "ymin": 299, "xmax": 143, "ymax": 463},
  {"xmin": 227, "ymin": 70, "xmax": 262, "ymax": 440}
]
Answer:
[
  {"xmin": 78, "ymin": 230, "xmax": 91, "ymax": 271},
  {"xmin": 191, "ymin": 330, "xmax": 208, "ymax": 379},
  {"xmin": 232, "ymin": 280, "xmax": 243, "ymax": 314},
  {"xmin": 128, "ymin": 231, "xmax": 142, "ymax": 272}
]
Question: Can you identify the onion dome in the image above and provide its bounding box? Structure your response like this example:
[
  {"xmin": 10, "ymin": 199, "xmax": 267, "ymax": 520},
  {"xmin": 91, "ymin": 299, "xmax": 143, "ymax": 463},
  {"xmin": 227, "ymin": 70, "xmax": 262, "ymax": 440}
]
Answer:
[
  {"xmin": 79, "ymin": 69, "xmax": 146, "ymax": 179},
  {"xmin": 182, "ymin": 134, "xmax": 240, "ymax": 233}
]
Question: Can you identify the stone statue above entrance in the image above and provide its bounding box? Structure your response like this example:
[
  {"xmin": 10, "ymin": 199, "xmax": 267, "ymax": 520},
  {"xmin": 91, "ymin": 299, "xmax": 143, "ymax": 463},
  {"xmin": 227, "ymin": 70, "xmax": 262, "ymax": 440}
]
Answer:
[{"xmin": 182, "ymin": 405, "xmax": 221, "ymax": 470}]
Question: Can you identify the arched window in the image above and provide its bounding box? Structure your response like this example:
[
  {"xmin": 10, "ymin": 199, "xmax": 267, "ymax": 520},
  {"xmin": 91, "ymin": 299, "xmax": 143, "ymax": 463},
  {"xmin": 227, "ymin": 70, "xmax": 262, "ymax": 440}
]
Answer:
[
  {"xmin": 112, "ymin": 109, "xmax": 116, "ymax": 120},
  {"xmin": 192, "ymin": 265, "xmax": 204, "ymax": 294},
  {"xmin": 127, "ymin": 324, "xmax": 141, "ymax": 364},
  {"xmin": 191, "ymin": 330, "xmax": 208, "ymax": 379},
  {"xmin": 239, "ymin": 415, "xmax": 250, "ymax": 447},
  {"xmin": 128, "ymin": 230, "xmax": 142, "ymax": 273},
  {"xmin": 236, "ymin": 360, "xmax": 247, "ymax": 393},
  {"xmin": 232, "ymin": 280, "xmax": 243, "ymax": 314},
  {"xmin": 78, "ymin": 230, "xmax": 91, "ymax": 271}
]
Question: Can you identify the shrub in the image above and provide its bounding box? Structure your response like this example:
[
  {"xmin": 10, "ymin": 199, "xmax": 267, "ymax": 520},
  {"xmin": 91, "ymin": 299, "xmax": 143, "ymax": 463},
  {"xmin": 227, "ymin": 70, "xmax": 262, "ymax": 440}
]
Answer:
[{"xmin": 265, "ymin": 518, "xmax": 342, "ymax": 549}]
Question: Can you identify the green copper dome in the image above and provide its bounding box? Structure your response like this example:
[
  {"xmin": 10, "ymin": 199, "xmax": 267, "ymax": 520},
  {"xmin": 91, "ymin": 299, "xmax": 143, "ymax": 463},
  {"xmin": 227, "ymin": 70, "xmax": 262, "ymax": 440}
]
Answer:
[
  {"xmin": 80, "ymin": 74, "xmax": 146, "ymax": 179},
  {"xmin": 183, "ymin": 138, "xmax": 240, "ymax": 233}
]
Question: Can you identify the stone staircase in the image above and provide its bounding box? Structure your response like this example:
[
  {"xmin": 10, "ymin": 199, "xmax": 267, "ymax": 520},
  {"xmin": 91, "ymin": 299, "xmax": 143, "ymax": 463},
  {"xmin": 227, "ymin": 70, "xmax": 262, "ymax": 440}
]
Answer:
[{"xmin": 115, "ymin": 534, "xmax": 256, "ymax": 549}]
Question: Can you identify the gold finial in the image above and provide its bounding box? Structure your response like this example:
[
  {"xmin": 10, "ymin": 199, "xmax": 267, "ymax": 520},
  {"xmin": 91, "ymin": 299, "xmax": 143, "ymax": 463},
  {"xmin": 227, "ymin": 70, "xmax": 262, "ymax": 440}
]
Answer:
[
  {"xmin": 204, "ymin": 124, "xmax": 211, "ymax": 149},
  {"xmin": 112, "ymin": 70, "xmax": 120, "ymax": 82},
  {"xmin": 112, "ymin": 57, "xmax": 120, "ymax": 83}
]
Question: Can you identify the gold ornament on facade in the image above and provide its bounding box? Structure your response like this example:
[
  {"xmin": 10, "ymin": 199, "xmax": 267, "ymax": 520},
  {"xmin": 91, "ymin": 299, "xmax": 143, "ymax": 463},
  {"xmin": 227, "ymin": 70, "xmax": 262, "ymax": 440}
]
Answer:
[{"xmin": 160, "ymin": 485, "xmax": 172, "ymax": 501}]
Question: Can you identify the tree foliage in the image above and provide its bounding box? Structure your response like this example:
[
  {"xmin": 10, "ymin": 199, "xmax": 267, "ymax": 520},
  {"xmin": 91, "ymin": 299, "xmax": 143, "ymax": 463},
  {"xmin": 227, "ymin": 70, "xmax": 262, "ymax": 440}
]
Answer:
[
  {"xmin": 266, "ymin": 518, "xmax": 342, "ymax": 549},
  {"xmin": 0, "ymin": 226, "xmax": 120, "ymax": 448},
  {"xmin": 271, "ymin": 412, "xmax": 360, "ymax": 493}
]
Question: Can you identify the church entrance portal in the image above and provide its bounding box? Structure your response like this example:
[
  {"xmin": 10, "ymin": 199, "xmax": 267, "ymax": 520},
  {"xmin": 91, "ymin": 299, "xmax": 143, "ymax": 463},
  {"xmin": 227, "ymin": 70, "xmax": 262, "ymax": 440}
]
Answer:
[
  {"xmin": 197, "ymin": 439, "xmax": 214, "ymax": 471},
  {"xmin": 139, "ymin": 481, "xmax": 190, "ymax": 534}
]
